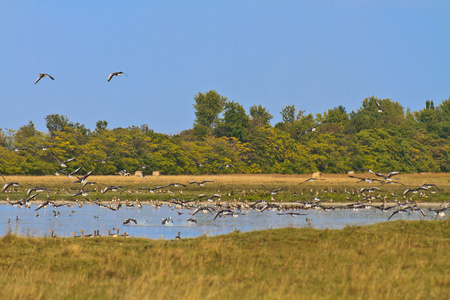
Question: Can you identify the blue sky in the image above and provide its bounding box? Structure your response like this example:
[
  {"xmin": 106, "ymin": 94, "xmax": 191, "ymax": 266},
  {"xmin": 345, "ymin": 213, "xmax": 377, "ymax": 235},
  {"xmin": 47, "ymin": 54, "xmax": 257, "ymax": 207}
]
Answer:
[{"xmin": 1, "ymin": 1, "xmax": 449, "ymax": 134}]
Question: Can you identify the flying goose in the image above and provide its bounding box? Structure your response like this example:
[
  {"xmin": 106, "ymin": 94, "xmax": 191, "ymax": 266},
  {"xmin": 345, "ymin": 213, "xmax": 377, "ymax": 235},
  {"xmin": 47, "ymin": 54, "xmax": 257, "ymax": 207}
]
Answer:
[
  {"xmin": 123, "ymin": 218, "xmax": 137, "ymax": 225},
  {"xmin": 2, "ymin": 181, "xmax": 21, "ymax": 193},
  {"xmin": 371, "ymin": 171, "xmax": 400, "ymax": 181},
  {"xmin": 298, "ymin": 124, "xmax": 321, "ymax": 136},
  {"xmin": 381, "ymin": 180, "xmax": 405, "ymax": 186},
  {"xmin": 27, "ymin": 186, "xmax": 50, "ymax": 196},
  {"xmin": 71, "ymin": 169, "xmax": 95, "ymax": 184},
  {"xmin": 402, "ymin": 186, "xmax": 429, "ymax": 196},
  {"xmin": 35, "ymin": 73, "xmax": 55, "ymax": 84},
  {"xmin": 107, "ymin": 71, "xmax": 128, "ymax": 82},
  {"xmin": 420, "ymin": 183, "xmax": 440, "ymax": 191},
  {"xmin": 374, "ymin": 100, "xmax": 384, "ymax": 112},
  {"xmin": 193, "ymin": 159, "xmax": 212, "ymax": 167},
  {"xmin": 94, "ymin": 155, "xmax": 114, "ymax": 163},
  {"xmin": 218, "ymin": 163, "xmax": 235, "ymax": 170},
  {"xmin": 51, "ymin": 152, "xmax": 77, "ymax": 168},
  {"xmin": 101, "ymin": 186, "xmax": 125, "ymax": 194},
  {"xmin": 388, "ymin": 207, "xmax": 413, "ymax": 221},
  {"xmin": 190, "ymin": 206, "xmax": 214, "ymax": 216},
  {"xmin": 298, "ymin": 178, "xmax": 325, "ymax": 185},
  {"xmin": 198, "ymin": 193, "xmax": 221, "ymax": 202},
  {"xmin": 162, "ymin": 217, "xmax": 173, "ymax": 225},
  {"xmin": 213, "ymin": 209, "xmax": 240, "ymax": 221},
  {"xmin": 348, "ymin": 175, "xmax": 383, "ymax": 184},
  {"xmin": 261, "ymin": 185, "xmax": 283, "ymax": 195},
  {"xmin": 277, "ymin": 212, "xmax": 307, "ymax": 217},
  {"xmin": 165, "ymin": 183, "xmax": 187, "ymax": 188},
  {"xmin": 61, "ymin": 166, "xmax": 82, "ymax": 178},
  {"xmin": 189, "ymin": 180, "xmax": 214, "ymax": 186}
]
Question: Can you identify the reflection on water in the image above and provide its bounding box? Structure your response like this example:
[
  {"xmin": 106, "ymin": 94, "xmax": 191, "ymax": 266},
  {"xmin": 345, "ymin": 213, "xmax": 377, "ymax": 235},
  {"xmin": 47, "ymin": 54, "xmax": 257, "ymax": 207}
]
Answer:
[{"xmin": 0, "ymin": 204, "xmax": 444, "ymax": 239}]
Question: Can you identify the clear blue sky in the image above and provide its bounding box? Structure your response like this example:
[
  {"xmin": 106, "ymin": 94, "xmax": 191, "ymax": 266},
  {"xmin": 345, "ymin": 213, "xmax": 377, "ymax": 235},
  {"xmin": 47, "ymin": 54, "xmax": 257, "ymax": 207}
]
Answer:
[{"xmin": 1, "ymin": 1, "xmax": 449, "ymax": 134}]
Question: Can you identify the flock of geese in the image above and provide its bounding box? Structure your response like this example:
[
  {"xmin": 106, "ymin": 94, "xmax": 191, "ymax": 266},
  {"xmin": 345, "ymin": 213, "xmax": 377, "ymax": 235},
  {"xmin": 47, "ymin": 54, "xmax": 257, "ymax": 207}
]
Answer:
[
  {"xmin": 35, "ymin": 71, "xmax": 127, "ymax": 84},
  {"xmin": 1, "ymin": 165, "xmax": 448, "ymax": 239}
]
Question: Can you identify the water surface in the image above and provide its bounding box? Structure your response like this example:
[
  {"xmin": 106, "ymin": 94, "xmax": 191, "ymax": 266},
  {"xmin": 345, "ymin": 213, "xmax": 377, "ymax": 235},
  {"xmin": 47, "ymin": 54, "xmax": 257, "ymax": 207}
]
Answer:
[{"xmin": 1, "ymin": 203, "xmax": 443, "ymax": 239}]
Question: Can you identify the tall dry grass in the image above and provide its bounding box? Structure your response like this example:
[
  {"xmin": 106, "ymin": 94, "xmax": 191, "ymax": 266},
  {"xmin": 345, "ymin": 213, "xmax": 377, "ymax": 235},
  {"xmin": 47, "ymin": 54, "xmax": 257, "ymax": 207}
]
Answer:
[{"xmin": 0, "ymin": 219, "xmax": 448, "ymax": 299}]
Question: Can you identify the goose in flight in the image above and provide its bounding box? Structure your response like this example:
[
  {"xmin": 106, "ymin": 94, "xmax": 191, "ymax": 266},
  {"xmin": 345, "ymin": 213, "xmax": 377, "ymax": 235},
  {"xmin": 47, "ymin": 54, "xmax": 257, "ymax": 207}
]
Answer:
[
  {"xmin": 51, "ymin": 152, "xmax": 77, "ymax": 168},
  {"xmin": 218, "ymin": 163, "xmax": 235, "ymax": 170},
  {"xmin": 101, "ymin": 186, "xmax": 125, "ymax": 194},
  {"xmin": 374, "ymin": 100, "xmax": 384, "ymax": 112},
  {"xmin": 107, "ymin": 71, "xmax": 128, "ymax": 82},
  {"xmin": 298, "ymin": 178, "xmax": 325, "ymax": 185},
  {"xmin": 60, "ymin": 166, "xmax": 82, "ymax": 178},
  {"xmin": 193, "ymin": 159, "xmax": 212, "ymax": 167},
  {"xmin": 348, "ymin": 175, "xmax": 383, "ymax": 184},
  {"xmin": 35, "ymin": 73, "xmax": 55, "ymax": 84},
  {"xmin": 2, "ymin": 181, "xmax": 21, "ymax": 193},
  {"xmin": 402, "ymin": 186, "xmax": 429, "ymax": 196},
  {"xmin": 373, "ymin": 171, "xmax": 400, "ymax": 181},
  {"xmin": 72, "ymin": 169, "xmax": 95, "ymax": 184},
  {"xmin": 420, "ymin": 183, "xmax": 440, "ymax": 191},
  {"xmin": 213, "ymin": 209, "xmax": 241, "ymax": 221},
  {"xmin": 388, "ymin": 207, "xmax": 413, "ymax": 221},
  {"xmin": 277, "ymin": 212, "xmax": 307, "ymax": 217},
  {"xmin": 94, "ymin": 155, "xmax": 114, "ymax": 164},
  {"xmin": 189, "ymin": 180, "xmax": 214, "ymax": 186},
  {"xmin": 298, "ymin": 124, "xmax": 321, "ymax": 137},
  {"xmin": 164, "ymin": 183, "xmax": 187, "ymax": 188},
  {"xmin": 123, "ymin": 218, "xmax": 137, "ymax": 225},
  {"xmin": 261, "ymin": 185, "xmax": 283, "ymax": 195}
]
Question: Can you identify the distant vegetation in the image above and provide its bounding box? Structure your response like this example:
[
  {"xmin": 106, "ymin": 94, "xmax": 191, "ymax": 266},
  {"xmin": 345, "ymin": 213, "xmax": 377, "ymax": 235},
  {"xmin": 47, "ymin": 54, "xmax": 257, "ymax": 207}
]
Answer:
[{"xmin": 1, "ymin": 91, "xmax": 449, "ymax": 175}]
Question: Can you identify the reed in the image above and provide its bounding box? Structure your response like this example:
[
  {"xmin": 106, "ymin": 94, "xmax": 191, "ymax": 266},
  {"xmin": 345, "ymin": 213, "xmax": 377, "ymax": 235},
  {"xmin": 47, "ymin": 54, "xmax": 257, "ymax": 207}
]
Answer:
[{"xmin": 0, "ymin": 219, "xmax": 448, "ymax": 299}]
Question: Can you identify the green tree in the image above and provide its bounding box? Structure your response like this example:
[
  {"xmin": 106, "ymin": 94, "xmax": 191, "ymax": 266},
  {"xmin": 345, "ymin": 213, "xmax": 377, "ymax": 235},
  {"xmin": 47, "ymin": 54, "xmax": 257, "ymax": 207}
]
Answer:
[
  {"xmin": 193, "ymin": 90, "xmax": 227, "ymax": 134},
  {"xmin": 215, "ymin": 101, "xmax": 250, "ymax": 142},
  {"xmin": 45, "ymin": 114, "xmax": 71, "ymax": 136},
  {"xmin": 249, "ymin": 104, "xmax": 273, "ymax": 126},
  {"xmin": 349, "ymin": 96, "xmax": 405, "ymax": 133},
  {"xmin": 281, "ymin": 105, "xmax": 296, "ymax": 124},
  {"xmin": 95, "ymin": 120, "xmax": 108, "ymax": 132}
]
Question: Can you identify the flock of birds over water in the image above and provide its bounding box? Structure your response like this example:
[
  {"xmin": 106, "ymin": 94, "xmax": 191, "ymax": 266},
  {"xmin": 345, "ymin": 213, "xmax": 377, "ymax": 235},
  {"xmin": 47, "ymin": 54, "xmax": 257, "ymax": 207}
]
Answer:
[
  {"xmin": 0, "ymin": 149, "xmax": 448, "ymax": 239},
  {"xmin": 1, "ymin": 74, "xmax": 447, "ymax": 238}
]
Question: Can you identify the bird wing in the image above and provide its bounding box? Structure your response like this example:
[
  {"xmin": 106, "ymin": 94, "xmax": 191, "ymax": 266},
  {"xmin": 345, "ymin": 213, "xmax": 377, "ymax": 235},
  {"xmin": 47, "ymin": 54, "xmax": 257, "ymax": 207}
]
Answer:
[
  {"xmin": 51, "ymin": 152, "xmax": 62, "ymax": 164},
  {"xmin": 35, "ymin": 74, "xmax": 44, "ymax": 84},
  {"xmin": 107, "ymin": 73, "xmax": 114, "ymax": 81},
  {"xmin": 388, "ymin": 210, "xmax": 399, "ymax": 220},
  {"xmin": 63, "ymin": 157, "xmax": 77, "ymax": 164}
]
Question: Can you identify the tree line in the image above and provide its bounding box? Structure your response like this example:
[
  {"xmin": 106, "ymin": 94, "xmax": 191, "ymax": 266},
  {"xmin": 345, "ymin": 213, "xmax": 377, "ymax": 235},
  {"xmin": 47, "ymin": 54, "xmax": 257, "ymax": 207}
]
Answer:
[{"xmin": 1, "ymin": 91, "xmax": 449, "ymax": 175}]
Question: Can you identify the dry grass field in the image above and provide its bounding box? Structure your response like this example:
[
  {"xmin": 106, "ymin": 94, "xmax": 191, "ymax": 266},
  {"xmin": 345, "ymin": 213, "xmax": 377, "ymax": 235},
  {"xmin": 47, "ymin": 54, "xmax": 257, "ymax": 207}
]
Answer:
[
  {"xmin": 0, "ymin": 219, "xmax": 448, "ymax": 299},
  {"xmin": 2, "ymin": 173, "xmax": 449, "ymax": 203}
]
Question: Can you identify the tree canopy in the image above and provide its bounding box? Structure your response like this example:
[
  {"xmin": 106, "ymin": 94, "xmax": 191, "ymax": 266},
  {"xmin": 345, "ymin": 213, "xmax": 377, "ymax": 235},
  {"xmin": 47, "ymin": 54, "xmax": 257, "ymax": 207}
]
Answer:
[{"xmin": 1, "ymin": 92, "xmax": 449, "ymax": 175}]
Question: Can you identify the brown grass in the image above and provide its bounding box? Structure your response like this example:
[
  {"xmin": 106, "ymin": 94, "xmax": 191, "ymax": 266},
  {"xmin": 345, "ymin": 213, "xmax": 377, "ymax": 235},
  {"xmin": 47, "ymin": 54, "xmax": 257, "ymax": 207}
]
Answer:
[
  {"xmin": 0, "ymin": 219, "xmax": 448, "ymax": 299},
  {"xmin": 2, "ymin": 173, "xmax": 449, "ymax": 203}
]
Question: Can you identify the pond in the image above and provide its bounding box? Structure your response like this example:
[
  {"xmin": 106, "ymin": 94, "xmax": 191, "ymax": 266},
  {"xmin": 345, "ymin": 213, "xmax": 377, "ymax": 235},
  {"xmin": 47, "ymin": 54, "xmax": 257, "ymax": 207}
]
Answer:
[{"xmin": 0, "ymin": 203, "xmax": 444, "ymax": 239}]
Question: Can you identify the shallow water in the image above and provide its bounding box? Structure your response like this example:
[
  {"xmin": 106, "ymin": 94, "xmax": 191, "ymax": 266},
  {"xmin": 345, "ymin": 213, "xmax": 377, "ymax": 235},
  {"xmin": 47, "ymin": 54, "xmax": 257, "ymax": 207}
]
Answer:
[{"xmin": 0, "ymin": 203, "xmax": 444, "ymax": 239}]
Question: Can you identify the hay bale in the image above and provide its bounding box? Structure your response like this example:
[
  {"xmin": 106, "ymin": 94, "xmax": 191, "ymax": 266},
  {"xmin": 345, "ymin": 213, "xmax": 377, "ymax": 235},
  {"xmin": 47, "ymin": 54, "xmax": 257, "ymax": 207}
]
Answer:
[
  {"xmin": 347, "ymin": 171, "xmax": 355, "ymax": 175},
  {"xmin": 135, "ymin": 171, "xmax": 144, "ymax": 178},
  {"xmin": 152, "ymin": 171, "xmax": 160, "ymax": 176},
  {"xmin": 312, "ymin": 172, "xmax": 322, "ymax": 178}
]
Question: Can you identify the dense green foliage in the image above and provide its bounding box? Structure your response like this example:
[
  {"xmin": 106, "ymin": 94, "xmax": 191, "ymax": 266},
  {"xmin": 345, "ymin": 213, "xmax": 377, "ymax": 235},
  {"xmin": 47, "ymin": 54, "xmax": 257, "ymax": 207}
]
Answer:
[{"xmin": 1, "ymin": 93, "xmax": 449, "ymax": 175}]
